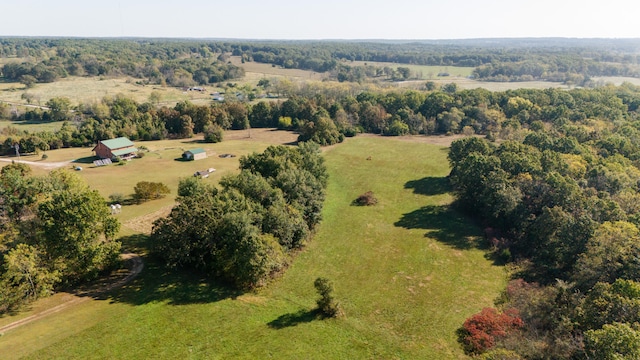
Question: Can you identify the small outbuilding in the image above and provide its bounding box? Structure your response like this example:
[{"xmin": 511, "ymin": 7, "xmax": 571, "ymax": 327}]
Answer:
[
  {"xmin": 93, "ymin": 137, "xmax": 138, "ymax": 161},
  {"xmin": 183, "ymin": 148, "xmax": 207, "ymax": 161},
  {"xmin": 194, "ymin": 168, "xmax": 215, "ymax": 178}
]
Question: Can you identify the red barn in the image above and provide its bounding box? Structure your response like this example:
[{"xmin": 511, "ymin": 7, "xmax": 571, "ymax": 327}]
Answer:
[{"xmin": 93, "ymin": 137, "xmax": 138, "ymax": 160}]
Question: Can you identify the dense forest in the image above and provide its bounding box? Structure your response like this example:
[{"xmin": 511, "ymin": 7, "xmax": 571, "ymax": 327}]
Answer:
[
  {"xmin": 2, "ymin": 38, "xmax": 640, "ymax": 85},
  {"xmin": 0, "ymin": 38, "xmax": 244, "ymax": 87}
]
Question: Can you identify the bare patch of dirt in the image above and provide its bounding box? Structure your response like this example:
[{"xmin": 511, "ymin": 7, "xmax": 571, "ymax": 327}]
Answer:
[
  {"xmin": 224, "ymin": 128, "xmax": 299, "ymax": 144},
  {"xmin": 0, "ymin": 158, "xmax": 73, "ymax": 170}
]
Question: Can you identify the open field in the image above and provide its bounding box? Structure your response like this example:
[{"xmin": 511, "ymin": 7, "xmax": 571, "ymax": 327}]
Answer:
[
  {"xmin": 0, "ymin": 119, "xmax": 65, "ymax": 133},
  {"xmin": 591, "ymin": 76, "xmax": 640, "ymax": 86},
  {"xmin": 230, "ymin": 56, "xmax": 568, "ymax": 92},
  {"xmin": 0, "ymin": 76, "xmax": 213, "ymax": 108},
  {"xmin": 229, "ymin": 56, "xmax": 326, "ymax": 84},
  {"xmin": 0, "ymin": 135, "xmax": 505, "ymax": 359},
  {"xmin": 349, "ymin": 60, "xmax": 475, "ymax": 78},
  {"xmin": 397, "ymin": 77, "xmax": 569, "ymax": 91}
]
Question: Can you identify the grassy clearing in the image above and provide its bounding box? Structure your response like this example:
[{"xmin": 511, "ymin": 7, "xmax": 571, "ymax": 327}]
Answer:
[
  {"xmin": 0, "ymin": 76, "xmax": 212, "ymax": 107},
  {"xmin": 0, "ymin": 136, "xmax": 505, "ymax": 359},
  {"xmin": 396, "ymin": 77, "xmax": 569, "ymax": 92},
  {"xmin": 591, "ymin": 76, "xmax": 640, "ymax": 86},
  {"xmin": 349, "ymin": 60, "xmax": 474, "ymax": 78},
  {"xmin": 230, "ymin": 56, "xmax": 326, "ymax": 84},
  {"xmin": 0, "ymin": 119, "xmax": 65, "ymax": 133}
]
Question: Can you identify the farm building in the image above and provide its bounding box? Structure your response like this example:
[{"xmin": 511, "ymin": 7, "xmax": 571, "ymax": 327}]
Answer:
[
  {"xmin": 93, "ymin": 137, "xmax": 138, "ymax": 160},
  {"xmin": 194, "ymin": 168, "xmax": 216, "ymax": 178},
  {"xmin": 183, "ymin": 148, "xmax": 207, "ymax": 161}
]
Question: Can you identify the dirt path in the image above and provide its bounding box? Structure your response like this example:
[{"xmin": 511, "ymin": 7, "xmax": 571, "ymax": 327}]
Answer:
[
  {"xmin": 0, "ymin": 157, "xmax": 74, "ymax": 170},
  {"xmin": 0, "ymin": 252, "xmax": 143, "ymax": 334}
]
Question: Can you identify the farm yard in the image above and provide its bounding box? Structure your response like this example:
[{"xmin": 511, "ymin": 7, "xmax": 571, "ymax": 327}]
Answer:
[{"xmin": 0, "ymin": 133, "xmax": 505, "ymax": 359}]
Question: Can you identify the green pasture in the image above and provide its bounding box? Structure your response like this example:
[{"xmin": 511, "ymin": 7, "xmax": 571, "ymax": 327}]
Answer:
[
  {"xmin": 0, "ymin": 136, "xmax": 505, "ymax": 359},
  {"xmin": 0, "ymin": 119, "xmax": 65, "ymax": 133},
  {"xmin": 349, "ymin": 60, "xmax": 475, "ymax": 79}
]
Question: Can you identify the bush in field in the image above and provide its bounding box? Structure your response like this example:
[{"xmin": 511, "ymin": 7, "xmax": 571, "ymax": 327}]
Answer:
[
  {"xmin": 204, "ymin": 123, "xmax": 224, "ymax": 143},
  {"xmin": 353, "ymin": 191, "xmax": 378, "ymax": 206},
  {"xmin": 133, "ymin": 181, "xmax": 170, "ymax": 203},
  {"xmin": 458, "ymin": 307, "xmax": 524, "ymax": 354},
  {"xmin": 314, "ymin": 277, "xmax": 341, "ymax": 318},
  {"xmin": 108, "ymin": 193, "xmax": 125, "ymax": 204}
]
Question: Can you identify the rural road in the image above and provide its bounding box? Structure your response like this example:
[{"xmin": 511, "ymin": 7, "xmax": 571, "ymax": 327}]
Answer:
[
  {"xmin": 0, "ymin": 252, "xmax": 143, "ymax": 334},
  {"xmin": 0, "ymin": 157, "xmax": 74, "ymax": 170}
]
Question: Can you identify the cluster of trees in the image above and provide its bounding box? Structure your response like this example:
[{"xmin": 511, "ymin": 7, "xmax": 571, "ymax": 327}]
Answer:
[
  {"xmin": 151, "ymin": 142, "xmax": 327, "ymax": 289},
  {"xmin": 0, "ymin": 96, "xmax": 256, "ymax": 155},
  {"xmin": 5, "ymin": 81, "xmax": 640, "ymax": 157},
  {"xmin": 447, "ymin": 83, "xmax": 640, "ymax": 357},
  {"xmin": 0, "ymin": 38, "xmax": 244, "ymax": 87},
  {"xmin": 0, "ymin": 164, "xmax": 121, "ymax": 313}
]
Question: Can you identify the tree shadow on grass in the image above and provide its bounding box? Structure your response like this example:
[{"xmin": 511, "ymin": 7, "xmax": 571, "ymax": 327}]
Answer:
[
  {"xmin": 404, "ymin": 176, "xmax": 451, "ymax": 196},
  {"xmin": 394, "ymin": 204, "xmax": 487, "ymax": 251},
  {"xmin": 267, "ymin": 308, "xmax": 321, "ymax": 329},
  {"xmin": 95, "ymin": 256, "xmax": 242, "ymax": 306},
  {"xmin": 72, "ymin": 156, "xmax": 98, "ymax": 164},
  {"xmin": 94, "ymin": 235, "xmax": 242, "ymax": 306}
]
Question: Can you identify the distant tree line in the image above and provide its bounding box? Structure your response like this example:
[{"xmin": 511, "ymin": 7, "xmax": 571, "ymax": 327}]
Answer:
[
  {"xmin": 4, "ymin": 81, "xmax": 640, "ymax": 156},
  {"xmin": 151, "ymin": 142, "xmax": 327, "ymax": 289},
  {"xmin": 0, "ymin": 38, "xmax": 244, "ymax": 87},
  {"xmin": 2, "ymin": 38, "xmax": 640, "ymax": 86},
  {"xmin": 231, "ymin": 39, "xmax": 640, "ymax": 83}
]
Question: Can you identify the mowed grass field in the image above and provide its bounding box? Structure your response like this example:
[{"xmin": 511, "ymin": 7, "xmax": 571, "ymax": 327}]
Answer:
[{"xmin": 0, "ymin": 135, "xmax": 505, "ymax": 359}]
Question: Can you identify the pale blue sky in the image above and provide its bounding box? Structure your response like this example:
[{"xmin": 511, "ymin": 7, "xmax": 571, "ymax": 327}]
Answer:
[{"xmin": 1, "ymin": 0, "xmax": 638, "ymax": 39}]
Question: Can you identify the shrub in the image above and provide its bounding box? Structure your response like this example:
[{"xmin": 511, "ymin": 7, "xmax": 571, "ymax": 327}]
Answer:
[
  {"xmin": 458, "ymin": 307, "xmax": 524, "ymax": 354},
  {"xmin": 204, "ymin": 123, "xmax": 224, "ymax": 143},
  {"xmin": 108, "ymin": 193, "xmax": 125, "ymax": 204},
  {"xmin": 353, "ymin": 191, "xmax": 378, "ymax": 206},
  {"xmin": 342, "ymin": 127, "xmax": 357, "ymax": 137},
  {"xmin": 41, "ymin": 153, "xmax": 48, "ymax": 160},
  {"xmin": 314, "ymin": 277, "xmax": 341, "ymax": 318},
  {"xmin": 133, "ymin": 181, "xmax": 170, "ymax": 203},
  {"xmin": 136, "ymin": 151, "xmax": 145, "ymax": 158},
  {"xmin": 278, "ymin": 116, "xmax": 292, "ymax": 129}
]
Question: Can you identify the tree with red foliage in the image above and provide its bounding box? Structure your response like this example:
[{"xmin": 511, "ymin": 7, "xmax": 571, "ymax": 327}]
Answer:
[{"xmin": 458, "ymin": 307, "xmax": 524, "ymax": 354}]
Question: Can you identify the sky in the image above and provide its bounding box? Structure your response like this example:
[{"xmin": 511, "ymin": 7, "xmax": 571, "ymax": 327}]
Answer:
[{"xmin": 0, "ymin": 0, "xmax": 638, "ymax": 40}]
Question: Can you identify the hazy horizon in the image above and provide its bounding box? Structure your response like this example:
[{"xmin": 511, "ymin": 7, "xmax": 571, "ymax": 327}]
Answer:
[{"xmin": 1, "ymin": 0, "xmax": 638, "ymax": 40}]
